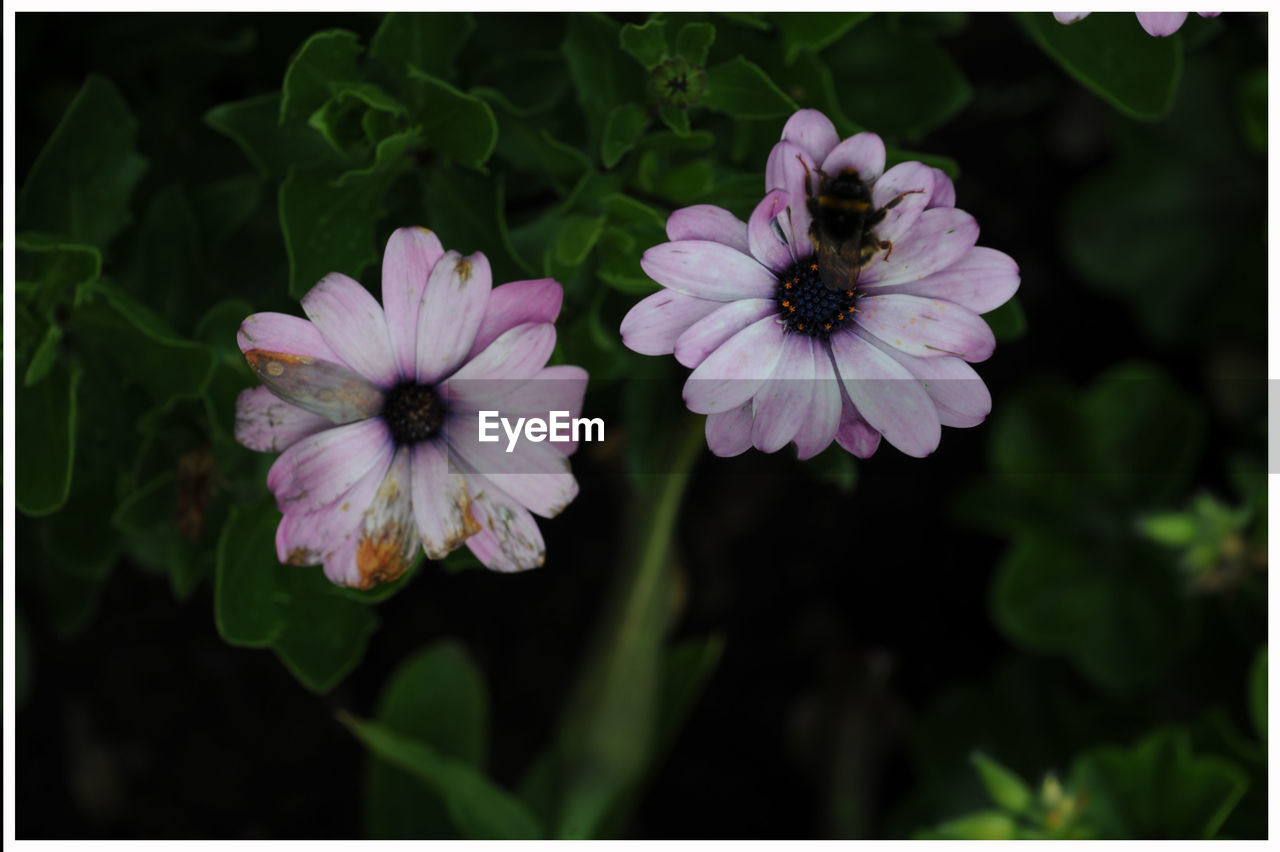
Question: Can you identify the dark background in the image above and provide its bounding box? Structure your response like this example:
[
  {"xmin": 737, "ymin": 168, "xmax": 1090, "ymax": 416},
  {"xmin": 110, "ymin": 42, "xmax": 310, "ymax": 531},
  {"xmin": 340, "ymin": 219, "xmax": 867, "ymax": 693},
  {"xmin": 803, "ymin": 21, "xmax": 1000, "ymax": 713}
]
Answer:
[{"xmin": 16, "ymin": 12, "xmax": 1267, "ymax": 838}]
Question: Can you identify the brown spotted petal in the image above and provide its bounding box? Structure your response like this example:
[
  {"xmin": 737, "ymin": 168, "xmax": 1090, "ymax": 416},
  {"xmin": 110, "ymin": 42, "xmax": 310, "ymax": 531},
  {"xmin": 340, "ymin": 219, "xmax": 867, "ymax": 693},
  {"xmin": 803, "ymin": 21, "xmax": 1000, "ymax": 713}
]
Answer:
[
  {"xmin": 324, "ymin": 448, "xmax": 419, "ymax": 589},
  {"xmin": 244, "ymin": 349, "xmax": 385, "ymax": 424}
]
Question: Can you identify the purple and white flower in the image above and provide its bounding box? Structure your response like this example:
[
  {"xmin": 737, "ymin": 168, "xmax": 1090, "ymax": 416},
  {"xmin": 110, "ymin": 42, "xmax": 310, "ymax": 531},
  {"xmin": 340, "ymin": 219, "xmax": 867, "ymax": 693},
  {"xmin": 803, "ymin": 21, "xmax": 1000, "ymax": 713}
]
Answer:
[
  {"xmin": 1054, "ymin": 11, "xmax": 1220, "ymax": 37},
  {"xmin": 620, "ymin": 109, "xmax": 1019, "ymax": 460},
  {"xmin": 235, "ymin": 228, "xmax": 588, "ymax": 588}
]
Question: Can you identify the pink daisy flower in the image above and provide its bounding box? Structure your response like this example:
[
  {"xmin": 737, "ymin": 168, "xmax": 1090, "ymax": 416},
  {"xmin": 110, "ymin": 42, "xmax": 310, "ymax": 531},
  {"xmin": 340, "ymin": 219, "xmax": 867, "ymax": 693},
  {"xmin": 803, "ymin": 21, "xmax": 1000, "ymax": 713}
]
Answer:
[
  {"xmin": 235, "ymin": 227, "xmax": 588, "ymax": 588},
  {"xmin": 620, "ymin": 108, "xmax": 1019, "ymax": 460},
  {"xmin": 1054, "ymin": 11, "xmax": 1220, "ymax": 37}
]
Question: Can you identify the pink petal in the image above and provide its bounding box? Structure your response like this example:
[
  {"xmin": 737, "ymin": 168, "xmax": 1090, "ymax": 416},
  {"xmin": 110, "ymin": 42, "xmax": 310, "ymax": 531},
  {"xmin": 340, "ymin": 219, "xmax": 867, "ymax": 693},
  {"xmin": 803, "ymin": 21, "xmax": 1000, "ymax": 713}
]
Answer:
[
  {"xmin": 240, "ymin": 349, "xmax": 385, "ymax": 424},
  {"xmin": 318, "ymin": 448, "xmax": 420, "ymax": 589},
  {"xmin": 886, "ymin": 348, "xmax": 991, "ymax": 428},
  {"xmin": 674, "ymin": 298, "xmax": 776, "ymax": 369},
  {"xmin": 926, "ymin": 168, "xmax": 956, "ymax": 210},
  {"xmin": 301, "ymin": 272, "xmax": 399, "ymax": 387},
  {"xmin": 764, "ymin": 141, "xmax": 816, "ymax": 250},
  {"xmin": 751, "ymin": 335, "xmax": 815, "ymax": 453},
  {"xmin": 748, "ymin": 189, "xmax": 794, "ymax": 274},
  {"xmin": 467, "ymin": 277, "xmax": 563, "ymax": 361},
  {"xmin": 820, "ymin": 132, "xmax": 887, "ymax": 183},
  {"xmin": 855, "ymin": 293, "xmax": 996, "ymax": 362},
  {"xmin": 834, "ymin": 393, "xmax": 882, "ymax": 459},
  {"xmin": 666, "ymin": 205, "xmax": 750, "ymax": 254},
  {"xmin": 444, "ymin": 322, "xmax": 555, "ymax": 385},
  {"xmin": 683, "ymin": 315, "xmax": 787, "ymax": 414},
  {"xmin": 482, "ymin": 365, "xmax": 590, "ymax": 454},
  {"xmin": 275, "ymin": 449, "xmax": 390, "ymax": 567},
  {"xmin": 705, "ymin": 402, "xmax": 754, "ymax": 457},
  {"xmin": 641, "ymin": 240, "xmax": 778, "ymax": 301},
  {"xmin": 870, "ymin": 162, "xmax": 935, "ymax": 246},
  {"xmin": 792, "ymin": 345, "xmax": 842, "ymax": 460},
  {"xmin": 381, "ymin": 227, "xmax": 445, "ymax": 381},
  {"xmin": 1054, "ymin": 12, "xmax": 1088, "ymax": 24},
  {"xmin": 1136, "ymin": 11, "xmax": 1187, "ymax": 36},
  {"xmin": 464, "ymin": 477, "xmax": 546, "ymax": 572},
  {"xmin": 830, "ymin": 330, "xmax": 940, "ymax": 458},
  {"xmin": 878, "ymin": 246, "xmax": 1019, "ymax": 315},
  {"xmin": 235, "ymin": 386, "xmax": 332, "ymax": 453},
  {"xmin": 237, "ymin": 312, "xmax": 341, "ymax": 362},
  {"xmin": 621, "ymin": 290, "xmax": 722, "ymax": 356},
  {"xmin": 779, "ymin": 109, "xmax": 841, "ymax": 167},
  {"xmin": 266, "ymin": 417, "xmax": 395, "ymax": 514},
  {"xmin": 859, "ymin": 207, "xmax": 980, "ymax": 287},
  {"xmin": 446, "ymin": 412, "xmax": 578, "ymax": 518},
  {"xmin": 411, "ymin": 440, "xmax": 480, "ymax": 560},
  {"xmin": 415, "ymin": 250, "xmax": 493, "ymax": 384}
]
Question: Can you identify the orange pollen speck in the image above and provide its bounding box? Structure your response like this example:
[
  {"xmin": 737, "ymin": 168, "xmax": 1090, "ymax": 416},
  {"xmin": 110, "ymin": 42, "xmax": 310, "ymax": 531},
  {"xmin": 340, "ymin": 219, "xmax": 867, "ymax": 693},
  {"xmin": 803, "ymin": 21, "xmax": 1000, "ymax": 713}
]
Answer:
[
  {"xmin": 782, "ymin": 300, "xmax": 791, "ymax": 307},
  {"xmin": 837, "ymin": 313, "xmax": 844, "ymax": 320},
  {"xmin": 788, "ymin": 305, "xmax": 796, "ymax": 312},
  {"xmin": 824, "ymin": 323, "xmax": 832, "ymax": 330},
  {"xmin": 810, "ymin": 263, "xmax": 819, "ymax": 271},
  {"xmin": 797, "ymin": 323, "xmax": 805, "ymax": 330}
]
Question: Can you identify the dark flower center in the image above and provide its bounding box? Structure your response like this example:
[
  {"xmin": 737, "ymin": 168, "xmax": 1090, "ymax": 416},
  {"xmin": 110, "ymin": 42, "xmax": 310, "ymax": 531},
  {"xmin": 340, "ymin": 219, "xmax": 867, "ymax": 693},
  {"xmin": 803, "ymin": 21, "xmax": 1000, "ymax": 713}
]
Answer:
[
  {"xmin": 381, "ymin": 381, "xmax": 445, "ymax": 445},
  {"xmin": 775, "ymin": 258, "xmax": 860, "ymax": 339}
]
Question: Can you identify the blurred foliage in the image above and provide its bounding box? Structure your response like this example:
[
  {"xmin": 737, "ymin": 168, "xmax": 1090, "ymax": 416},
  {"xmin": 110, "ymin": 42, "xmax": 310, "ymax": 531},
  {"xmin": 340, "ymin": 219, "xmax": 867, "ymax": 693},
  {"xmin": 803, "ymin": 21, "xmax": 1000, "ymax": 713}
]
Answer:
[{"xmin": 16, "ymin": 10, "xmax": 1266, "ymax": 839}]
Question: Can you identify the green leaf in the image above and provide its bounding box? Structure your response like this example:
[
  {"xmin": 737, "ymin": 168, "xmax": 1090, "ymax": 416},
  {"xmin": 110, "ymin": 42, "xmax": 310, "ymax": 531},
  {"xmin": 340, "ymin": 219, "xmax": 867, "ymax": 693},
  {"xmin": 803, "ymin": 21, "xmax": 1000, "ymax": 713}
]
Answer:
[
  {"xmin": 16, "ymin": 360, "xmax": 81, "ymax": 516},
  {"xmin": 554, "ymin": 215, "xmax": 608, "ymax": 267},
  {"xmin": 364, "ymin": 641, "xmax": 488, "ymax": 838},
  {"xmin": 404, "ymin": 67, "xmax": 498, "ymax": 169},
  {"xmin": 1237, "ymin": 66, "xmax": 1266, "ymax": 154},
  {"xmin": 983, "ymin": 297, "xmax": 1027, "ymax": 342},
  {"xmin": 205, "ymin": 92, "xmax": 337, "ymax": 179},
  {"xmin": 774, "ymin": 12, "xmax": 872, "ymax": 64},
  {"xmin": 674, "ymin": 22, "xmax": 715, "ymax": 65},
  {"xmin": 18, "ymin": 74, "xmax": 148, "ymax": 249},
  {"xmin": 922, "ymin": 810, "xmax": 1020, "ymax": 840},
  {"xmin": 971, "ymin": 752, "xmax": 1033, "ymax": 815},
  {"xmin": 15, "ymin": 235, "xmax": 102, "ymax": 307},
  {"xmin": 1249, "ymin": 646, "xmax": 1266, "ymax": 742},
  {"xmin": 280, "ymin": 128, "xmax": 419, "ymax": 299},
  {"xmin": 654, "ymin": 635, "xmax": 725, "ymax": 754},
  {"xmin": 1069, "ymin": 728, "xmax": 1248, "ymax": 838},
  {"xmin": 1017, "ymin": 12, "xmax": 1183, "ymax": 121},
  {"xmin": 703, "ymin": 56, "xmax": 798, "ymax": 119},
  {"xmin": 827, "ymin": 16, "xmax": 971, "ymax": 138},
  {"xmin": 601, "ymin": 103, "xmax": 650, "ymax": 168},
  {"xmin": 279, "ymin": 29, "xmax": 363, "ymax": 124},
  {"xmin": 658, "ymin": 106, "xmax": 691, "ymax": 136},
  {"xmin": 563, "ymin": 13, "xmax": 649, "ymax": 150},
  {"xmin": 620, "ymin": 19, "xmax": 668, "ymax": 70},
  {"xmin": 215, "ymin": 500, "xmax": 380, "ymax": 693},
  {"xmin": 126, "ymin": 183, "xmax": 205, "ymax": 324},
  {"xmin": 24, "ymin": 325, "xmax": 63, "ymax": 387},
  {"xmin": 344, "ymin": 714, "xmax": 544, "ymax": 839},
  {"xmin": 371, "ymin": 12, "xmax": 475, "ymax": 80},
  {"xmin": 308, "ymin": 84, "xmax": 406, "ymax": 156}
]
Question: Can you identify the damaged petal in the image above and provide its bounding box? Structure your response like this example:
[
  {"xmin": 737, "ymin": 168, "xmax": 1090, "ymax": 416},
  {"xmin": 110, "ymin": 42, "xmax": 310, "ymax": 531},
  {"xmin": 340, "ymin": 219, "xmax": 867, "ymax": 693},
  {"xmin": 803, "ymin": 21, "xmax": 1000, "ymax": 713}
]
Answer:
[{"xmin": 244, "ymin": 350, "xmax": 385, "ymax": 424}]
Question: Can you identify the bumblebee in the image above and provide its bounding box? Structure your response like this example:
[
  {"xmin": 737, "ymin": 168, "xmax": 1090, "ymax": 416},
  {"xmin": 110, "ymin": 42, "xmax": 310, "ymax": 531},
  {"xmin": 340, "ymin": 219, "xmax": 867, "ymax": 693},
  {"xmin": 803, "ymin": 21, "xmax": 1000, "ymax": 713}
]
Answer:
[{"xmin": 803, "ymin": 160, "xmax": 923, "ymax": 292}]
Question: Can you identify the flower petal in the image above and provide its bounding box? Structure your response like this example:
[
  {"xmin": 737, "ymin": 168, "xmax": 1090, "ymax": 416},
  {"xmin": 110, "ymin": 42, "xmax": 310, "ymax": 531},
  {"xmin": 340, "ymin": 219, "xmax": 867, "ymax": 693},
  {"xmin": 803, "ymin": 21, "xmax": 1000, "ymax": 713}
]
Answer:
[
  {"xmin": 381, "ymin": 227, "xmax": 445, "ymax": 380},
  {"xmin": 871, "ymin": 338, "xmax": 992, "ymax": 428},
  {"xmin": 1136, "ymin": 11, "xmax": 1187, "ymax": 36},
  {"xmin": 747, "ymin": 189, "xmax": 794, "ymax": 274},
  {"xmin": 859, "ymin": 207, "xmax": 979, "ymax": 287},
  {"xmin": 792, "ymin": 344, "xmax": 842, "ymax": 460},
  {"xmin": 350, "ymin": 448, "xmax": 420, "ymax": 588},
  {"xmin": 467, "ymin": 277, "xmax": 563, "ymax": 361},
  {"xmin": 820, "ymin": 132, "xmax": 887, "ymax": 183},
  {"xmin": 444, "ymin": 322, "xmax": 555, "ymax": 385},
  {"xmin": 870, "ymin": 162, "xmax": 934, "ymax": 246},
  {"xmin": 926, "ymin": 167, "xmax": 956, "ymax": 210},
  {"xmin": 275, "ymin": 447, "xmax": 392, "ymax": 567},
  {"xmin": 830, "ymin": 330, "xmax": 940, "ymax": 457},
  {"xmin": 464, "ymin": 477, "xmax": 546, "ymax": 572},
  {"xmin": 301, "ymin": 272, "xmax": 399, "ymax": 387},
  {"xmin": 1054, "ymin": 12, "xmax": 1088, "ymax": 24},
  {"xmin": 238, "ymin": 312, "xmax": 341, "ymax": 362},
  {"xmin": 621, "ymin": 289, "xmax": 721, "ymax": 356},
  {"xmin": 266, "ymin": 417, "xmax": 395, "ymax": 514},
  {"xmin": 235, "ymin": 386, "xmax": 332, "ymax": 453},
  {"xmin": 878, "ymin": 246, "xmax": 1020, "ymax": 315},
  {"xmin": 446, "ymin": 412, "xmax": 578, "ymax": 518},
  {"xmin": 683, "ymin": 315, "xmax": 786, "ymax": 414},
  {"xmin": 415, "ymin": 250, "xmax": 493, "ymax": 384},
  {"xmin": 674, "ymin": 298, "xmax": 776, "ymax": 369},
  {"xmin": 666, "ymin": 205, "xmax": 750, "ymax": 254},
  {"xmin": 764, "ymin": 141, "xmax": 816, "ymax": 249},
  {"xmin": 751, "ymin": 335, "xmax": 815, "ymax": 453},
  {"xmin": 834, "ymin": 393, "xmax": 882, "ymax": 459},
  {"xmin": 641, "ymin": 240, "xmax": 778, "ymax": 301},
  {"xmin": 706, "ymin": 402, "xmax": 754, "ymax": 457},
  {"xmin": 855, "ymin": 293, "xmax": 996, "ymax": 362},
  {"xmin": 779, "ymin": 109, "xmax": 840, "ymax": 167},
  {"xmin": 411, "ymin": 440, "xmax": 480, "ymax": 560},
  {"xmin": 483, "ymin": 365, "xmax": 591, "ymax": 454},
  {"xmin": 241, "ymin": 350, "xmax": 385, "ymax": 424}
]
